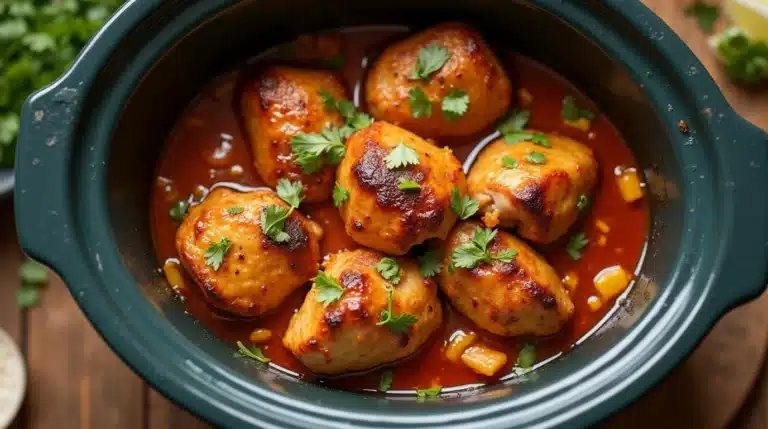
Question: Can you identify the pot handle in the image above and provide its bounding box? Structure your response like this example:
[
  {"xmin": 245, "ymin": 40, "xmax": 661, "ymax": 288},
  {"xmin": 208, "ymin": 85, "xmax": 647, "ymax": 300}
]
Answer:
[
  {"xmin": 14, "ymin": 81, "xmax": 84, "ymax": 272},
  {"xmin": 715, "ymin": 116, "xmax": 768, "ymax": 311}
]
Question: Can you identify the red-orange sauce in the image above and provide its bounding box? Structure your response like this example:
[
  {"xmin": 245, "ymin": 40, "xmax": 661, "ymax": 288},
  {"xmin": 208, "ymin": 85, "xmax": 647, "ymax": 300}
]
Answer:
[{"xmin": 150, "ymin": 28, "xmax": 649, "ymax": 392}]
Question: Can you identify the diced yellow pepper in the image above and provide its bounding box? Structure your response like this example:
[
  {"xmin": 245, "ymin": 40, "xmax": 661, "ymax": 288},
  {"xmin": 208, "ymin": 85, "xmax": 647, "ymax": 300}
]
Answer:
[
  {"xmin": 163, "ymin": 259, "xmax": 185, "ymax": 292},
  {"xmin": 617, "ymin": 169, "xmax": 644, "ymax": 203},
  {"xmin": 249, "ymin": 329, "xmax": 273, "ymax": 344},
  {"xmin": 562, "ymin": 272, "xmax": 579, "ymax": 291},
  {"xmin": 587, "ymin": 295, "xmax": 603, "ymax": 312},
  {"xmin": 461, "ymin": 345, "xmax": 508, "ymax": 377},
  {"xmin": 518, "ymin": 88, "xmax": 533, "ymax": 106},
  {"xmin": 593, "ymin": 265, "xmax": 631, "ymax": 300},
  {"xmin": 597, "ymin": 235, "xmax": 608, "ymax": 247},
  {"xmin": 595, "ymin": 219, "xmax": 611, "ymax": 233},
  {"xmin": 565, "ymin": 117, "xmax": 591, "ymax": 131},
  {"xmin": 445, "ymin": 331, "xmax": 477, "ymax": 362}
]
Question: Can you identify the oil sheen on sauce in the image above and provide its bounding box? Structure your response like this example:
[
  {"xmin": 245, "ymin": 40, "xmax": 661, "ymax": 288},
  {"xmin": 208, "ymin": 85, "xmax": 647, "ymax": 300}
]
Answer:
[{"xmin": 150, "ymin": 28, "xmax": 649, "ymax": 392}]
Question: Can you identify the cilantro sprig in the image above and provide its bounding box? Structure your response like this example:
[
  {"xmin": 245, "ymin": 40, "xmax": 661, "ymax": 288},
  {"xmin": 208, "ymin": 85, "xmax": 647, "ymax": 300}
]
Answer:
[
  {"xmin": 516, "ymin": 343, "xmax": 536, "ymax": 369},
  {"xmin": 418, "ymin": 249, "xmax": 442, "ymax": 278},
  {"xmin": 377, "ymin": 287, "xmax": 418, "ymax": 334},
  {"xmin": 237, "ymin": 341, "xmax": 271, "ymax": 364},
  {"xmin": 375, "ymin": 257, "xmax": 401, "ymax": 285},
  {"xmin": 379, "ymin": 370, "xmax": 394, "ymax": 392},
  {"xmin": 314, "ymin": 271, "xmax": 345, "ymax": 307},
  {"xmin": 318, "ymin": 89, "xmax": 374, "ymax": 136},
  {"xmin": 565, "ymin": 232, "xmax": 589, "ymax": 261},
  {"xmin": 561, "ymin": 96, "xmax": 595, "ymax": 121},
  {"xmin": 416, "ymin": 386, "xmax": 442, "ymax": 398},
  {"xmin": 442, "ymin": 88, "xmax": 469, "ymax": 120},
  {"xmin": 290, "ymin": 127, "xmax": 346, "ymax": 173},
  {"xmin": 261, "ymin": 179, "xmax": 305, "ymax": 243},
  {"xmin": 496, "ymin": 109, "xmax": 550, "ymax": 147},
  {"xmin": 408, "ymin": 86, "xmax": 432, "ymax": 119},
  {"xmin": 410, "ymin": 44, "xmax": 451, "ymax": 80},
  {"xmin": 205, "ymin": 238, "xmax": 232, "ymax": 271},
  {"xmin": 450, "ymin": 188, "xmax": 479, "ymax": 220},
  {"xmin": 452, "ymin": 227, "xmax": 517, "ymax": 269},
  {"xmin": 385, "ymin": 142, "xmax": 420, "ymax": 169},
  {"xmin": 398, "ymin": 178, "xmax": 421, "ymax": 191},
  {"xmin": 333, "ymin": 182, "xmax": 349, "ymax": 207}
]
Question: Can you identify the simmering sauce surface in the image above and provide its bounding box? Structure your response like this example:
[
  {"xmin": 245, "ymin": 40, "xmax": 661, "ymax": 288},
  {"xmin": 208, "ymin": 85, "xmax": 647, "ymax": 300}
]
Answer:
[{"xmin": 150, "ymin": 28, "xmax": 649, "ymax": 391}]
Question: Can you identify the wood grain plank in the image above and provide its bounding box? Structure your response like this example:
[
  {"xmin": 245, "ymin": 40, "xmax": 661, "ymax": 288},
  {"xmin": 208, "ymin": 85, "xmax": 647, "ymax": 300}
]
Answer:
[
  {"xmin": 148, "ymin": 388, "xmax": 213, "ymax": 429},
  {"xmin": 0, "ymin": 199, "xmax": 24, "ymax": 429},
  {"xmin": 23, "ymin": 273, "xmax": 144, "ymax": 429}
]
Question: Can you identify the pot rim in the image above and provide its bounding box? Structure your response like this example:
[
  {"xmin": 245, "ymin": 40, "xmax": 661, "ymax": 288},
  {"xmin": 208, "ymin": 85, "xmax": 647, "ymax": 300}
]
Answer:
[{"xmin": 13, "ymin": 0, "xmax": 768, "ymax": 428}]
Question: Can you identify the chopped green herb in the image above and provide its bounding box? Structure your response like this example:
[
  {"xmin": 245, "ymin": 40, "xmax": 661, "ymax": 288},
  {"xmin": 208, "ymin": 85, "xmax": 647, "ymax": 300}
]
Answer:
[
  {"xmin": 20, "ymin": 258, "xmax": 47, "ymax": 286},
  {"xmin": 516, "ymin": 343, "xmax": 537, "ymax": 369},
  {"xmin": 318, "ymin": 89, "xmax": 374, "ymax": 133},
  {"xmin": 314, "ymin": 271, "xmax": 345, "ymax": 307},
  {"xmin": 237, "ymin": 341, "xmax": 271, "ymax": 364},
  {"xmin": 227, "ymin": 206, "xmax": 244, "ymax": 215},
  {"xmin": 408, "ymin": 86, "xmax": 432, "ymax": 119},
  {"xmin": 565, "ymin": 232, "xmax": 589, "ymax": 261},
  {"xmin": 261, "ymin": 205, "xmax": 292, "ymax": 243},
  {"xmin": 205, "ymin": 238, "xmax": 232, "ymax": 271},
  {"xmin": 525, "ymin": 151, "xmax": 547, "ymax": 165},
  {"xmin": 711, "ymin": 27, "xmax": 768, "ymax": 84},
  {"xmin": 375, "ymin": 257, "xmax": 402, "ymax": 285},
  {"xmin": 497, "ymin": 110, "xmax": 531, "ymax": 134},
  {"xmin": 576, "ymin": 194, "xmax": 589, "ymax": 211},
  {"xmin": 398, "ymin": 178, "xmax": 421, "ymax": 191},
  {"xmin": 441, "ymin": 88, "xmax": 469, "ymax": 120},
  {"xmin": 377, "ymin": 288, "xmax": 418, "ymax": 334},
  {"xmin": 452, "ymin": 227, "xmax": 517, "ymax": 269},
  {"xmin": 416, "ymin": 386, "xmax": 442, "ymax": 398},
  {"xmin": 379, "ymin": 370, "xmax": 394, "ymax": 392},
  {"xmin": 502, "ymin": 156, "xmax": 518, "ymax": 169},
  {"xmin": 685, "ymin": 1, "xmax": 720, "ymax": 33},
  {"xmin": 333, "ymin": 182, "xmax": 350, "ymax": 208},
  {"xmin": 418, "ymin": 249, "xmax": 442, "ymax": 278},
  {"xmin": 385, "ymin": 142, "xmax": 420, "ymax": 169},
  {"xmin": 409, "ymin": 43, "xmax": 451, "ymax": 81},
  {"xmin": 504, "ymin": 132, "xmax": 550, "ymax": 147},
  {"xmin": 169, "ymin": 200, "xmax": 189, "ymax": 221},
  {"xmin": 561, "ymin": 96, "xmax": 596, "ymax": 121},
  {"xmin": 16, "ymin": 287, "xmax": 39, "ymax": 309},
  {"xmin": 450, "ymin": 187, "xmax": 479, "ymax": 220},
  {"xmin": 291, "ymin": 127, "xmax": 346, "ymax": 173},
  {"xmin": 276, "ymin": 179, "xmax": 305, "ymax": 208}
]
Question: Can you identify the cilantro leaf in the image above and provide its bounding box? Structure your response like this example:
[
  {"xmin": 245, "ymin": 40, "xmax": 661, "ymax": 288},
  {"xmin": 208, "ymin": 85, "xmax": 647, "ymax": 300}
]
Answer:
[
  {"xmin": 497, "ymin": 110, "xmax": 531, "ymax": 134},
  {"xmin": 711, "ymin": 27, "xmax": 768, "ymax": 84},
  {"xmin": 318, "ymin": 89, "xmax": 374, "ymax": 133},
  {"xmin": 333, "ymin": 182, "xmax": 350, "ymax": 207},
  {"xmin": 452, "ymin": 227, "xmax": 517, "ymax": 269},
  {"xmin": 314, "ymin": 271, "xmax": 345, "ymax": 307},
  {"xmin": 261, "ymin": 205, "xmax": 292, "ymax": 243},
  {"xmin": 169, "ymin": 199, "xmax": 189, "ymax": 221},
  {"xmin": 516, "ymin": 343, "xmax": 536, "ymax": 369},
  {"xmin": 204, "ymin": 238, "xmax": 232, "ymax": 271},
  {"xmin": 566, "ymin": 232, "xmax": 589, "ymax": 261},
  {"xmin": 504, "ymin": 132, "xmax": 550, "ymax": 147},
  {"xmin": 409, "ymin": 43, "xmax": 451, "ymax": 80},
  {"xmin": 227, "ymin": 206, "xmax": 244, "ymax": 215},
  {"xmin": 20, "ymin": 258, "xmax": 47, "ymax": 286},
  {"xmin": 577, "ymin": 194, "xmax": 589, "ymax": 211},
  {"xmin": 418, "ymin": 249, "xmax": 442, "ymax": 278},
  {"xmin": 408, "ymin": 86, "xmax": 432, "ymax": 118},
  {"xmin": 375, "ymin": 257, "xmax": 401, "ymax": 285},
  {"xmin": 685, "ymin": 1, "xmax": 720, "ymax": 33},
  {"xmin": 385, "ymin": 142, "xmax": 420, "ymax": 169},
  {"xmin": 17, "ymin": 287, "xmax": 39, "ymax": 309},
  {"xmin": 291, "ymin": 127, "xmax": 346, "ymax": 173},
  {"xmin": 398, "ymin": 178, "xmax": 421, "ymax": 191},
  {"xmin": 416, "ymin": 386, "xmax": 442, "ymax": 398},
  {"xmin": 561, "ymin": 96, "xmax": 596, "ymax": 121},
  {"xmin": 441, "ymin": 88, "xmax": 469, "ymax": 120},
  {"xmin": 502, "ymin": 156, "xmax": 518, "ymax": 169},
  {"xmin": 276, "ymin": 179, "xmax": 305, "ymax": 208},
  {"xmin": 450, "ymin": 188, "xmax": 479, "ymax": 220},
  {"xmin": 525, "ymin": 151, "xmax": 547, "ymax": 165},
  {"xmin": 377, "ymin": 288, "xmax": 418, "ymax": 334},
  {"xmin": 237, "ymin": 341, "xmax": 271, "ymax": 364},
  {"xmin": 379, "ymin": 370, "xmax": 394, "ymax": 392}
]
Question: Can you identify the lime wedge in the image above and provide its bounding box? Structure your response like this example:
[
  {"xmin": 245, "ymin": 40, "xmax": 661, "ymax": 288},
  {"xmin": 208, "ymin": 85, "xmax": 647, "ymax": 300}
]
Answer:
[{"xmin": 725, "ymin": 0, "xmax": 768, "ymax": 41}]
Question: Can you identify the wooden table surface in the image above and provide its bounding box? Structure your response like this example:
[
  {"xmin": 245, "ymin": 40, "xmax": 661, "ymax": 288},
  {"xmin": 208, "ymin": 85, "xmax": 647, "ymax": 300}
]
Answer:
[{"xmin": 2, "ymin": 1, "xmax": 768, "ymax": 428}]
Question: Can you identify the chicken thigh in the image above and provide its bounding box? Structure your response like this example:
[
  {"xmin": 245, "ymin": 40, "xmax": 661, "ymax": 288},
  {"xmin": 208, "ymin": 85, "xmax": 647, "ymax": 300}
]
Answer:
[
  {"xmin": 283, "ymin": 249, "xmax": 442, "ymax": 374},
  {"xmin": 176, "ymin": 187, "xmax": 323, "ymax": 317},
  {"xmin": 241, "ymin": 66, "xmax": 348, "ymax": 202},
  {"xmin": 440, "ymin": 221, "xmax": 574, "ymax": 336},
  {"xmin": 467, "ymin": 133, "xmax": 598, "ymax": 244},
  {"xmin": 366, "ymin": 22, "xmax": 512, "ymax": 137},
  {"xmin": 335, "ymin": 121, "xmax": 466, "ymax": 255}
]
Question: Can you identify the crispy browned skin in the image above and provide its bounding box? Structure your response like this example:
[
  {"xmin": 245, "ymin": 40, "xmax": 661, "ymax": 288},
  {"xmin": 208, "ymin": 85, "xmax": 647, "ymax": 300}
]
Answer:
[
  {"xmin": 283, "ymin": 249, "xmax": 442, "ymax": 374},
  {"xmin": 467, "ymin": 133, "xmax": 598, "ymax": 244},
  {"xmin": 241, "ymin": 66, "xmax": 347, "ymax": 202},
  {"xmin": 175, "ymin": 188, "xmax": 323, "ymax": 317},
  {"xmin": 365, "ymin": 22, "xmax": 512, "ymax": 137},
  {"xmin": 440, "ymin": 221, "xmax": 574, "ymax": 336},
  {"xmin": 336, "ymin": 121, "xmax": 466, "ymax": 255}
]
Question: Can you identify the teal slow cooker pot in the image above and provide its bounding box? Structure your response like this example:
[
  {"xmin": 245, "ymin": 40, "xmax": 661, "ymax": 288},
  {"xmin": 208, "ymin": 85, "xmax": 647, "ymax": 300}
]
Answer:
[{"xmin": 13, "ymin": 0, "xmax": 768, "ymax": 427}]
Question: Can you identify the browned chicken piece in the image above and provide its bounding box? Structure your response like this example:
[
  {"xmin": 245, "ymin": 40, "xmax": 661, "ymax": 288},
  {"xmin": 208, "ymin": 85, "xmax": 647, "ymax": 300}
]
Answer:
[
  {"xmin": 365, "ymin": 22, "xmax": 512, "ymax": 138},
  {"xmin": 241, "ymin": 66, "xmax": 348, "ymax": 202},
  {"xmin": 467, "ymin": 133, "xmax": 598, "ymax": 244},
  {"xmin": 176, "ymin": 188, "xmax": 323, "ymax": 317},
  {"xmin": 336, "ymin": 121, "xmax": 466, "ymax": 255},
  {"xmin": 283, "ymin": 249, "xmax": 442, "ymax": 374},
  {"xmin": 440, "ymin": 221, "xmax": 574, "ymax": 336}
]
